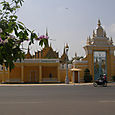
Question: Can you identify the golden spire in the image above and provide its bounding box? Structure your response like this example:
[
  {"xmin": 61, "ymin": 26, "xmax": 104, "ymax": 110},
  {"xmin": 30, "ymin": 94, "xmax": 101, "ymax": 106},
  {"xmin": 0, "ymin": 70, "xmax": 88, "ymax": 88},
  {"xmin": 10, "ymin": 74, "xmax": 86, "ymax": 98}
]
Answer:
[
  {"xmin": 27, "ymin": 46, "xmax": 30, "ymax": 54},
  {"xmin": 110, "ymin": 37, "xmax": 113, "ymax": 44},
  {"xmin": 75, "ymin": 52, "xmax": 77, "ymax": 58},
  {"xmin": 98, "ymin": 19, "xmax": 101, "ymax": 27},
  {"xmin": 86, "ymin": 37, "xmax": 89, "ymax": 45},
  {"xmin": 46, "ymin": 27, "xmax": 48, "ymax": 36},
  {"xmin": 26, "ymin": 46, "xmax": 31, "ymax": 59},
  {"xmin": 89, "ymin": 36, "xmax": 91, "ymax": 41},
  {"xmin": 86, "ymin": 36, "xmax": 91, "ymax": 45},
  {"xmin": 93, "ymin": 30, "xmax": 95, "ymax": 37},
  {"xmin": 104, "ymin": 30, "xmax": 106, "ymax": 37},
  {"xmin": 45, "ymin": 28, "xmax": 49, "ymax": 47},
  {"xmin": 65, "ymin": 43, "xmax": 69, "ymax": 49},
  {"xmin": 63, "ymin": 45, "xmax": 65, "ymax": 54}
]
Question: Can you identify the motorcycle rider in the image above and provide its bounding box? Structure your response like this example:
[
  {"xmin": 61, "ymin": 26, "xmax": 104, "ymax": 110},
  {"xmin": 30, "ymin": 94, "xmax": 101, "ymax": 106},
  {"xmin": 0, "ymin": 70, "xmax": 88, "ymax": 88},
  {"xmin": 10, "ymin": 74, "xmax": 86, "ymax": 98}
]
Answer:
[{"xmin": 103, "ymin": 74, "xmax": 107, "ymax": 83}]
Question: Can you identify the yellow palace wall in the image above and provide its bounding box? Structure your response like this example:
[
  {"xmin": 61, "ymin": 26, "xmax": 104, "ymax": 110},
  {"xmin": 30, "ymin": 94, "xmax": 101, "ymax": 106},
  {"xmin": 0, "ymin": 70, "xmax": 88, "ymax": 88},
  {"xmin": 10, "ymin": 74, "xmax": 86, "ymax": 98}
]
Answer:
[
  {"xmin": 0, "ymin": 60, "xmax": 63, "ymax": 83},
  {"xmin": 59, "ymin": 69, "xmax": 72, "ymax": 82},
  {"xmin": 0, "ymin": 62, "xmax": 73, "ymax": 83}
]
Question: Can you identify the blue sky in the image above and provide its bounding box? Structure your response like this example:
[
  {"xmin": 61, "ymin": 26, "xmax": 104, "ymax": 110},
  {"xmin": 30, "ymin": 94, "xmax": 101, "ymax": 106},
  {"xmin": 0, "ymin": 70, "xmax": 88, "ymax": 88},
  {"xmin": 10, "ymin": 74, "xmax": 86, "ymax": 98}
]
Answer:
[{"xmin": 16, "ymin": 0, "xmax": 115, "ymax": 58}]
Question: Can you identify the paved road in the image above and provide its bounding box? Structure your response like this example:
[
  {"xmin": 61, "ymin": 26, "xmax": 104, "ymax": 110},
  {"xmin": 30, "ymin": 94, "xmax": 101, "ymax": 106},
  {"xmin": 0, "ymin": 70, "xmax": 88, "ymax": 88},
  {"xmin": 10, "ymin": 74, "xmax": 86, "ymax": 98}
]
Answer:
[{"xmin": 0, "ymin": 84, "xmax": 115, "ymax": 115}]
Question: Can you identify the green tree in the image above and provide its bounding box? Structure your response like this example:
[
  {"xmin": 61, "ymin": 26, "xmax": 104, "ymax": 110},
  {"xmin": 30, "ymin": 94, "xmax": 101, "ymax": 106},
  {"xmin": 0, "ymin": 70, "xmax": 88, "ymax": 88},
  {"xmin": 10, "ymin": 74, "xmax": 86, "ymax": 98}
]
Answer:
[{"xmin": 0, "ymin": 0, "xmax": 48, "ymax": 71}]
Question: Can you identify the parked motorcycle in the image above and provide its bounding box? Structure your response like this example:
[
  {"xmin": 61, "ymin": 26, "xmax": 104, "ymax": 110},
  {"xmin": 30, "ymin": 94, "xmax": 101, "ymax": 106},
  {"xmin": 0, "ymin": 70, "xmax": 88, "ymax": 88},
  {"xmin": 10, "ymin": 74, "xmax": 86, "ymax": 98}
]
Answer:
[{"xmin": 93, "ymin": 78, "xmax": 107, "ymax": 87}]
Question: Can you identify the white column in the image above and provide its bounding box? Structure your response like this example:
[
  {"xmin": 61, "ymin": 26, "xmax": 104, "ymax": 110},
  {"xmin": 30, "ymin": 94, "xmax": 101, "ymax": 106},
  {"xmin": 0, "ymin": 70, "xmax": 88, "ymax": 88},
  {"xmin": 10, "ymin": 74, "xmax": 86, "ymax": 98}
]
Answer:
[
  {"xmin": 78, "ymin": 71, "xmax": 80, "ymax": 83},
  {"xmin": 73, "ymin": 71, "xmax": 75, "ymax": 83}
]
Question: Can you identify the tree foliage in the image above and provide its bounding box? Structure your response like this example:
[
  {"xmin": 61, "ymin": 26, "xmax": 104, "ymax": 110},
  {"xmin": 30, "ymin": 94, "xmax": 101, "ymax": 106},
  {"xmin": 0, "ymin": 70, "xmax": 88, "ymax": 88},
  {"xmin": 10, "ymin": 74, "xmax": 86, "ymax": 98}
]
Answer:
[{"xmin": 0, "ymin": 0, "xmax": 48, "ymax": 71}]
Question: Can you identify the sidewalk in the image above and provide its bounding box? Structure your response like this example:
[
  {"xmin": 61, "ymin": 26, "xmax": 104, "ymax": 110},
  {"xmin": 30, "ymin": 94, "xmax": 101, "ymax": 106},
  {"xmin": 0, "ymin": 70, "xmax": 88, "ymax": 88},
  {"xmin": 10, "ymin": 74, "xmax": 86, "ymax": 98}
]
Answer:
[
  {"xmin": 0, "ymin": 82, "xmax": 92, "ymax": 86},
  {"xmin": 0, "ymin": 82, "xmax": 114, "ymax": 87}
]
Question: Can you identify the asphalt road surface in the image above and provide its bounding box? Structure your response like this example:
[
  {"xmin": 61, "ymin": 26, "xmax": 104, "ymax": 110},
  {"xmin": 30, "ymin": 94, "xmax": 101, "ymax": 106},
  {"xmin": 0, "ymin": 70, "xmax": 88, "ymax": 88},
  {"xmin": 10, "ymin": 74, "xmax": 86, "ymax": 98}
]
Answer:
[{"xmin": 0, "ymin": 84, "xmax": 115, "ymax": 115}]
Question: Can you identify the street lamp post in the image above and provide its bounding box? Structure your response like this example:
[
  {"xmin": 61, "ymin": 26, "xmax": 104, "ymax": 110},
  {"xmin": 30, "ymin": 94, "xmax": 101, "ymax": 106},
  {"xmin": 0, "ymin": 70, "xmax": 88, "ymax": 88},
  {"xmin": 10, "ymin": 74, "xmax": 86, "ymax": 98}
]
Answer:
[
  {"xmin": 99, "ymin": 54, "xmax": 102, "ymax": 76},
  {"xmin": 65, "ymin": 43, "xmax": 69, "ymax": 84}
]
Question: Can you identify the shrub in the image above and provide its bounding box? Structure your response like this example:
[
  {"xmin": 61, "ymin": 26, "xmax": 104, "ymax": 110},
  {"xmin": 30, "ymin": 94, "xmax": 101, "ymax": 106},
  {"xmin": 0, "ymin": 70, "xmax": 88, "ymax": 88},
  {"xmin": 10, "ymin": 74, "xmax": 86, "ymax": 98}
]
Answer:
[{"xmin": 112, "ymin": 76, "xmax": 115, "ymax": 82}]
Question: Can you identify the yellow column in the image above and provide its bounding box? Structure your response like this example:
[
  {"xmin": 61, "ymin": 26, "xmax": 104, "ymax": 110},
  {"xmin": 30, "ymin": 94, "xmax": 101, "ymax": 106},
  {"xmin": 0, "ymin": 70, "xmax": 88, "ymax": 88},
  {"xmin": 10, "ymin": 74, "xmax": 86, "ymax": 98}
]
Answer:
[
  {"xmin": 57, "ymin": 64, "xmax": 60, "ymax": 82},
  {"xmin": 2, "ymin": 64, "xmax": 5, "ymax": 83},
  {"xmin": 21, "ymin": 64, "xmax": 24, "ymax": 83},
  {"xmin": 39, "ymin": 65, "xmax": 42, "ymax": 82},
  {"xmin": 8, "ymin": 67, "xmax": 10, "ymax": 82}
]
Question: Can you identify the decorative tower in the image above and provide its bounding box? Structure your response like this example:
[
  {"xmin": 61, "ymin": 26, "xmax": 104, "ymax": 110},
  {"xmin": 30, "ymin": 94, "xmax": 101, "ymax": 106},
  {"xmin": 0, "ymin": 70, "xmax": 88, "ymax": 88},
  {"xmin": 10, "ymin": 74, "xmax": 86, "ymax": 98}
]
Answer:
[
  {"xmin": 60, "ymin": 45, "xmax": 67, "ymax": 64},
  {"xmin": 46, "ymin": 28, "xmax": 49, "ymax": 47},
  {"xmin": 74, "ymin": 20, "xmax": 115, "ymax": 82},
  {"xmin": 96, "ymin": 19, "xmax": 104, "ymax": 37},
  {"xmin": 25, "ymin": 46, "xmax": 31, "ymax": 59},
  {"xmin": 98, "ymin": 19, "xmax": 101, "ymax": 27},
  {"xmin": 75, "ymin": 52, "xmax": 77, "ymax": 59}
]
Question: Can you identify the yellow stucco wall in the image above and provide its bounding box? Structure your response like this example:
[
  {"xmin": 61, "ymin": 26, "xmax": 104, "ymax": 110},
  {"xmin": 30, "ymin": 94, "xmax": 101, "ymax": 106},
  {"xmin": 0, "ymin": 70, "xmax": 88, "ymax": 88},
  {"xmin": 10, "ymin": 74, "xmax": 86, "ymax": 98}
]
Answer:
[
  {"xmin": 23, "ymin": 66, "xmax": 39, "ymax": 82},
  {"xmin": 1, "ymin": 61, "xmax": 61, "ymax": 83},
  {"xmin": 10, "ymin": 66, "xmax": 21, "ymax": 80},
  {"xmin": 42, "ymin": 66, "xmax": 57, "ymax": 78},
  {"xmin": 59, "ymin": 69, "xmax": 72, "ymax": 82},
  {"xmin": 75, "ymin": 46, "xmax": 115, "ymax": 82}
]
